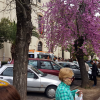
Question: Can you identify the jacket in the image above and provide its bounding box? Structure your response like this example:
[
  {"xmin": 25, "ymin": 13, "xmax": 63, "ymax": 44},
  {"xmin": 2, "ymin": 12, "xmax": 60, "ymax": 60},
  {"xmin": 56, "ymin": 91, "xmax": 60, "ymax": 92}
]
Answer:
[
  {"xmin": 55, "ymin": 82, "xmax": 78, "ymax": 100},
  {"xmin": 92, "ymin": 63, "xmax": 98, "ymax": 76}
]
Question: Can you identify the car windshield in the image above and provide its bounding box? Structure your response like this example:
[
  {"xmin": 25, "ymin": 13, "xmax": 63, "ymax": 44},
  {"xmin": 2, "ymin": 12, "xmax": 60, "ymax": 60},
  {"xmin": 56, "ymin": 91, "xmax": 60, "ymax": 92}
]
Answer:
[
  {"xmin": 31, "ymin": 67, "xmax": 45, "ymax": 76},
  {"xmin": 37, "ymin": 54, "xmax": 52, "ymax": 60},
  {"xmin": 59, "ymin": 63, "xmax": 70, "ymax": 67},
  {"xmin": 86, "ymin": 62, "xmax": 92, "ymax": 67},
  {"xmin": 52, "ymin": 61, "xmax": 63, "ymax": 69}
]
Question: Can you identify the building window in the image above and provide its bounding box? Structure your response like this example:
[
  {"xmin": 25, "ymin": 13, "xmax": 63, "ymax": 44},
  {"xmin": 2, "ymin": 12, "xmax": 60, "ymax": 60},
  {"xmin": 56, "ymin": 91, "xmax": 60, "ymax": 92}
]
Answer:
[
  {"xmin": 38, "ymin": 0, "xmax": 41, "ymax": 3},
  {"xmin": 38, "ymin": 41, "xmax": 42, "ymax": 51},
  {"xmin": 38, "ymin": 15, "xmax": 43, "ymax": 34}
]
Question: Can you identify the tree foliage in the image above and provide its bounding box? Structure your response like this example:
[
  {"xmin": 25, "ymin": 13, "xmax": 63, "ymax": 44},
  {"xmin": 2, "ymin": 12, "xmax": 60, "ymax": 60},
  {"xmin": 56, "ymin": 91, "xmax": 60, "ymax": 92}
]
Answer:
[
  {"xmin": 42, "ymin": 0, "xmax": 100, "ymax": 87},
  {"xmin": 32, "ymin": 26, "xmax": 40, "ymax": 39},
  {"xmin": 43, "ymin": 0, "xmax": 100, "ymax": 57},
  {"xmin": 0, "ymin": 18, "xmax": 11, "ymax": 48}
]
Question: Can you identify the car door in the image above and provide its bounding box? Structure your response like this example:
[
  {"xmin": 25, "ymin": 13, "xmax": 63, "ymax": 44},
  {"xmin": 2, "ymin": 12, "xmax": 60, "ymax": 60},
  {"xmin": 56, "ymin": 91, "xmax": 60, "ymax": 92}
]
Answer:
[
  {"xmin": 50, "ymin": 61, "xmax": 62, "ymax": 76},
  {"xmin": 38, "ymin": 61, "xmax": 57, "ymax": 75},
  {"xmin": 0, "ymin": 67, "xmax": 13, "ymax": 85},
  {"xmin": 70, "ymin": 65, "xmax": 81, "ymax": 78},
  {"xmin": 27, "ymin": 69, "xmax": 41, "ymax": 92}
]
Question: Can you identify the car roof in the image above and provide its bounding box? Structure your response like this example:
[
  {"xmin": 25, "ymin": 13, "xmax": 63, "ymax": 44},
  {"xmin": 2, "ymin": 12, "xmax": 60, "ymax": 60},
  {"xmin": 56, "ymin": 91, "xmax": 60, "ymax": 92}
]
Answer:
[
  {"xmin": 11, "ymin": 58, "xmax": 52, "ymax": 64},
  {"xmin": 28, "ymin": 58, "xmax": 52, "ymax": 61},
  {"xmin": 57, "ymin": 61, "xmax": 76, "ymax": 65},
  {"xmin": 1, "ymin": 64, "xmax": 32, "ymax": 68},
  {"xmin": 2, "ymin": 64, "xmax": 13, "ymax": 67}
]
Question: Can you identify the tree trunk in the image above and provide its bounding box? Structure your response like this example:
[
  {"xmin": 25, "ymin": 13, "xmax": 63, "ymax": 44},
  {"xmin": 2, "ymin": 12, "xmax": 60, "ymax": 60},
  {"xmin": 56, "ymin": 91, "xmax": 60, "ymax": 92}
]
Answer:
[
  {"xmin": 91, "ymin": 55, "xmax": 94, "ymax": 60},
  {"xmin": 11, "ymin": 44, "xmax": 15, "ymax": 60},
  {"xmin": 62, "ymin": 47, "xmax": 64, "ymax": 59},
  {"xmin": 74, "ymin": 37, "xmax": 89, "ymax": 88},
  {"xmin": 51, "ymin": 45, "xmax": 54, "ymax": 53},
  {"xmin": 13, "ymin": 1, "xmax": 32, "ymax": 100},
  {"xmin": 70, "ymin": 51, "xmax": 71, "ymax": 59},
  {"xmin": 76, "ymin": 52, "xmax": 89, "ymax": 87}
]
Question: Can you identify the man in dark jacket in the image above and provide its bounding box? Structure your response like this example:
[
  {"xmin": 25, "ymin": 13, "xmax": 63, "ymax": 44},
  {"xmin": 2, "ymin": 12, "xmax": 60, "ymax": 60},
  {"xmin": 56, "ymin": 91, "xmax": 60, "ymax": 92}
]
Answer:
[{"xmin": 90, "ymin": 60, "xmax": 98, "ymax": 86}]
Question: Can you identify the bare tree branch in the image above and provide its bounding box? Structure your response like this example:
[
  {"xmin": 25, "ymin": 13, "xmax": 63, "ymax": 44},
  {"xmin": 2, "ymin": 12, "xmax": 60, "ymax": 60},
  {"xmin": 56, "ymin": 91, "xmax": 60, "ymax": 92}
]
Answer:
[
  {"xmin": 0, "ymin": 0, "xmax": 13, "ymax": 13},
  {"xmin": 15, "ymin": 0, "xmax": 27, "ymax": 18}
]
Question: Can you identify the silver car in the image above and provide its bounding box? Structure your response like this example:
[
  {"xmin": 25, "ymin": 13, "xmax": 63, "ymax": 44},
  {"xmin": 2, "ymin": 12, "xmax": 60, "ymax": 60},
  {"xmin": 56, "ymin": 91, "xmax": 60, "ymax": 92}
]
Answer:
[
  {"xmin": 0, "ymin": 64, "xmax": 60, "ymax": 98},
  {"xmin": 57, "ymin": 62, "xmax": 81, "ymax": 78},
  {"xmin": 57, "ymin": 61, "xmax": 92, "ymax": 79}
]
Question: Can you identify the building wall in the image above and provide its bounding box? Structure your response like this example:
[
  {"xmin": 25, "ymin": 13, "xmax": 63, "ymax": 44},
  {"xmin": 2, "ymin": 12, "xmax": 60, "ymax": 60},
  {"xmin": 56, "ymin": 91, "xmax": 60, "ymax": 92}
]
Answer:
[{"xmin": 0, "ymin": 0, "xmax": 70, "ymax": 61}]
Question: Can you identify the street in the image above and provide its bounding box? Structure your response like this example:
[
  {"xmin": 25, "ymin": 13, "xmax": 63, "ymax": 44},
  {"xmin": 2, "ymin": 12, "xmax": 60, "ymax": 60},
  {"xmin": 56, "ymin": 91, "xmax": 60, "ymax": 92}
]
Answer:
[{"xmin": 27, "ymin": 79, "xmax": 81, "ymax": 100}]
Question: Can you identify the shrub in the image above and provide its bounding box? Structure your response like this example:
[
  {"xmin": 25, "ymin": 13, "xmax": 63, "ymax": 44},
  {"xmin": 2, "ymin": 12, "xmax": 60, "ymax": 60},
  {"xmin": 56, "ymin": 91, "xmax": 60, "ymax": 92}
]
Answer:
[{"xmin": 1, "ymin": 61, "xmax": 7, "ymax": 66}]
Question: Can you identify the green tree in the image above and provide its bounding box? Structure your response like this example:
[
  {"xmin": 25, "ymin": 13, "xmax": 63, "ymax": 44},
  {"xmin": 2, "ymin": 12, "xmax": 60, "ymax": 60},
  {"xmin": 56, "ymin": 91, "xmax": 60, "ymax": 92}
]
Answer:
[
  {"xmin": 32, "ymin": 26, "xmax": 40, "ymax": 39},
  {"xmin": 0, "ymin": 18, "xmax": 11, "ymax": 48},
  {"xmin": 0, "ymin": 18, "xmax": 38, "ymax": 60}
]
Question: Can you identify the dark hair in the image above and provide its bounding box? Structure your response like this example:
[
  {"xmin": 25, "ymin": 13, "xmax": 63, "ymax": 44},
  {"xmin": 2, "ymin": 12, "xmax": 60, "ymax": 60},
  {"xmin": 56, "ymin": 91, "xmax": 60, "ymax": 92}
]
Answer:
[
  {"xmin": 0, "ymin": 85, "xmax": 21, "ymax": 100},
  {"xmin": 90, "ymin": 60, "xmax": 93, "ymax": 63},
  {"xmin": 9, "ymin": 58, "xmax": 11, "ymax": 60}
]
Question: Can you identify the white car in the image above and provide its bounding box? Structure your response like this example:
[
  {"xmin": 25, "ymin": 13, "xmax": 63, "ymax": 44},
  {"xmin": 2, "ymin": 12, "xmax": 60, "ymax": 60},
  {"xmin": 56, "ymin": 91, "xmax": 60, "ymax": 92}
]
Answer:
[{"xmin": 0, "ymin": 64, "xmax": 61, "ymax": 98}]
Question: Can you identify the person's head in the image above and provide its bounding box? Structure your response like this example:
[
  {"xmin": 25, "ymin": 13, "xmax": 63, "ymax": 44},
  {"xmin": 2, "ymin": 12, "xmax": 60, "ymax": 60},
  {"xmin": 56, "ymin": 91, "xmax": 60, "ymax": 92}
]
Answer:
[
  {"xmin": 59, "ymin": 68, "xmax": 74, "ymax": 85},
  {"xmin": 8, "ymin": 58, "xmax": 11, "ymax": 61},
  {"xmin": 90, "ymin": 60, "xmax": 94, "ymax": 65},
  {"xmin": 58, "ymin": 57, "xmax": 60, "ymax": 61},
  {"xmin": 0, "ymin": 85, "xmax": 21, "ymax": 100}
]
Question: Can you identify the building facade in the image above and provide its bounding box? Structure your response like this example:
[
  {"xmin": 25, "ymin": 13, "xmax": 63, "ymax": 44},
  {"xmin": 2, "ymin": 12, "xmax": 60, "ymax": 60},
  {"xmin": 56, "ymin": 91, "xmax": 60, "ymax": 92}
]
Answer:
[{"xmin": 0, "ymin": 0, "xmax": 70, "ymax": 61}]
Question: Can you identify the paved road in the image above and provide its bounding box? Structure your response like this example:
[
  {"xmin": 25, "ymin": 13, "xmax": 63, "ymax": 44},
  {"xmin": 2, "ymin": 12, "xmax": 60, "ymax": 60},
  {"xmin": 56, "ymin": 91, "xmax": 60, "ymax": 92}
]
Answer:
[{"xmin": 27, "ymin": 79, "xmax": 81, "ymax": 100}]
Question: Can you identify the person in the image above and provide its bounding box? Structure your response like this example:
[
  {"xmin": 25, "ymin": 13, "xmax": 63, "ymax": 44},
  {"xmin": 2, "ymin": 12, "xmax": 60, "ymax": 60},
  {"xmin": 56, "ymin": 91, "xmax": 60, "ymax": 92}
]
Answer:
[
  {"xmin": 97, "ymin": 60, "xmax": 100, "ymax": 68},
  {"xmin": 0, "ymin": 60, "xmax": 1, "ymax": 67},
  {"xmin": 58, "ymin": 57, "xmax": 60, "ymax": 61},
  {"xmin": 55, "ymin": 57, "xmax": 58, "ymax": 62},
  {"xmin": 7, "ymin": 58, "xmax": 12, "ymax": 64},
  {"xmin": 0, "ymin": 85, "xmax": 21, "ymax": 100},
  {"xmin": 90, "ymin": 60, "xmax": 98, "ymax": 86},
  {"xmin": 85, "ymin": 63, "xmax": 89, "ymax": 72},
  {"xmin": 55, "ymin": 68, "xmax": 83, "ymax": 100}
]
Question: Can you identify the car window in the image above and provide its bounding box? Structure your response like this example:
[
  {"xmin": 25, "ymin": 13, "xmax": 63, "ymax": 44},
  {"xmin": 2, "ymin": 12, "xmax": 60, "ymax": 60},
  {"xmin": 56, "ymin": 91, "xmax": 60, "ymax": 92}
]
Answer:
[
  {"xmin": 58, "ymin": 63, "xmax": 63, "ymax": 66},
  {"xmin": 29, "ymin": 54, "xmax": 34, "ymax": 58},
  {"xmin": 63, "ymin": 63, "xmax": 70, "ymax": 67},
  {"xmin": 27, "ymin": 70, "xmax": 35, "ymax": 78},
  {"xmin": 1, "ymin": 67, "xmax": 13, "ymax": 76},
  {"xmin": 31, "ymin": 67, "xmax": 44, "ymax": 76},
  {"xmin": 51, "ymin": 62, "xmax": 61, "ymax": 70},
  {"xmin": 86, "ymin": 62, "xmax": 92, "ymax": 67},
  {"xmin": 59, "ymin": 63, "xmax": 70, "ymax": 67},
  {"xmin": 28, "ymin": 60, "xmax": 38, "ymax": 68},
  {"xmin": 70, "ymin": 65, "xmax": 78, "ymax": 69},
  {"xmin": 40, "ymin": 61, "xmax": 52, "ymax": 69}
]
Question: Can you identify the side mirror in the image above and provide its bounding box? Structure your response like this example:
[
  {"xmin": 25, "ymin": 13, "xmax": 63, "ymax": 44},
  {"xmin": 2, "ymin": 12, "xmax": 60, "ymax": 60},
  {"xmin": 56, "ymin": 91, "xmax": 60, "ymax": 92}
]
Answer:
[{"xmin": 34, "ymin": 74, "xmax": 38, "ymax": 79}]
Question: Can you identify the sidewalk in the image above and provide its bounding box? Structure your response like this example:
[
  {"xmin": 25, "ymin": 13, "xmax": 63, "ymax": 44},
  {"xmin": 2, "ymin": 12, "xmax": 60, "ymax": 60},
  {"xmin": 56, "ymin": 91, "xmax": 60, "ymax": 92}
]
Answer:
[
  {"xmin": 97, "ymin": 97, "xmax": 100, "ymax": 100},
  {"xmin": 77, "ymin": 77, "xmax": 100, "ymax": 100}
]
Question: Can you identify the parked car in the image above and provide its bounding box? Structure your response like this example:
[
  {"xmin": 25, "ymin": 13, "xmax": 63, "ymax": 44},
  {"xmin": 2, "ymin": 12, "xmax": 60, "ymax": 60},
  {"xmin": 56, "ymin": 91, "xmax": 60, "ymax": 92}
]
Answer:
[
  {"xmin": 57, "ymin": 61, "xmax": 81, "ymax": 78},
  {"xmin": 0, "ymin": 64, "xmax": 61, "ymax": 98},
  {"xmin": 0, "ymin": 79, "xmax": 10, "ymax": 86},
  {"xmin": 57, "ymin": 61, "xmax": 92, "ymax": 79},
  {"xmin": 86, "ymin": 60, "xmax": 92, "ymax": 67},
  {"xmin": 28, "ymin": 58, "xmax": 63, "ymax": 76},
  {"xmin": 86, "ymin": 60, "xmax": 100, "ymax": 76},
  {"xmin": 11, "ymin": 58, "xmax": 63, "ymax": 76}
]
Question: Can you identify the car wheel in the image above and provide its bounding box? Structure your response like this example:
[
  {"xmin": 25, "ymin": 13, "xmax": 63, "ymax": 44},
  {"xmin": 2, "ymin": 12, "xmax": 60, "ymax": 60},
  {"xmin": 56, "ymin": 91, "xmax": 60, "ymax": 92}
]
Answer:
[{"xmin": 45, "ymin": 86, "xmax": 57, "ymax": 98}]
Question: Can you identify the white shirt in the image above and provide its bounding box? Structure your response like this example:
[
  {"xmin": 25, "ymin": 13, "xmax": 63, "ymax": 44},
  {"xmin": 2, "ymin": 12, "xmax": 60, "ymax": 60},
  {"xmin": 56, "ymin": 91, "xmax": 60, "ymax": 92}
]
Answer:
[{"xmin": 7, "ymin": 60, "xmax": 11, "ymax": 64}]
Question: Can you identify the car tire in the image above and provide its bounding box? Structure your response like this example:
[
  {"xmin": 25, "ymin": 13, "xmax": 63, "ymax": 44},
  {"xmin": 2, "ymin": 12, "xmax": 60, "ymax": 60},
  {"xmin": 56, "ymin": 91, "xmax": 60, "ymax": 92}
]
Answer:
[{"xmin": 45, "ymin": 86, "xmax": 57, "ymax": 99}]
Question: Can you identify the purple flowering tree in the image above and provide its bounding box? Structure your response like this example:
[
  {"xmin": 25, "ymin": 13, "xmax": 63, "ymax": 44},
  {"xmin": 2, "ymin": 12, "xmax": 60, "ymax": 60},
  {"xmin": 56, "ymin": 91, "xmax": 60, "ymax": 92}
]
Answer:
[{"xmin": 42, "ymin": 0, "xmax": 100, "ymax": 87}]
